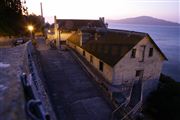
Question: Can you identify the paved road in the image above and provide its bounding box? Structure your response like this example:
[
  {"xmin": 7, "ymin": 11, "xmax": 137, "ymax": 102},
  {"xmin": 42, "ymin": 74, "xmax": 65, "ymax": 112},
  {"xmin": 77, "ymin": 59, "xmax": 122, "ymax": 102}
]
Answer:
[{"xmin": 37, "ymin": 39, "xmax": 112, "ymax": 120}]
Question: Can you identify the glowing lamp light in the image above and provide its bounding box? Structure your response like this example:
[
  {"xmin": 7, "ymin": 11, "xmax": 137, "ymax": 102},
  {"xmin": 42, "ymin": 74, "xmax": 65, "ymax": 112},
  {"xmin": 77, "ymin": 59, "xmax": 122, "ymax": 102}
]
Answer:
[{"xmin": 28, "ymin": 25, "xmax": 34, "ymax": 32}]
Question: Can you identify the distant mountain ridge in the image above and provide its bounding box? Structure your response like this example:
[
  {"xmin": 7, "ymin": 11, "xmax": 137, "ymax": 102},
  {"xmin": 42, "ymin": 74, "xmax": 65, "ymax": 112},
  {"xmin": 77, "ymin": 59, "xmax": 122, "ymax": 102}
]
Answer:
[{"xmin": 107, "ymin": 16, "xmax": 180, "ymax": 26}]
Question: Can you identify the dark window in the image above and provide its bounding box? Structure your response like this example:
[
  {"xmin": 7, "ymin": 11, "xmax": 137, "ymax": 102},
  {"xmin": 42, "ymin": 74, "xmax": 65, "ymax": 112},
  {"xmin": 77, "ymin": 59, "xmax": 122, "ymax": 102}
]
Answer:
[
  {"xmin": 136, "ymin": 70, "xmax": 143, "ymax": 77},
  {"xmin": 131, "ymin": 49, "xmax": 136, "ymax": 58},
  {"xmin": 83, "ymin": 50, "xmax": 86, "ymax": 56},
  {"xmin": 99, "ymin": 61, "xmax": 104, "ymax": 72},
  {"xmin": 149, "ymin": 48, "xmax": 153, "ymax": 57},
  {"xmin": 90, "ymin": 55, "xmax": 93, "ymax": 63},
  {"xmin": 136, "ymin": 70, "xmax": 141, "ymax": 77}
]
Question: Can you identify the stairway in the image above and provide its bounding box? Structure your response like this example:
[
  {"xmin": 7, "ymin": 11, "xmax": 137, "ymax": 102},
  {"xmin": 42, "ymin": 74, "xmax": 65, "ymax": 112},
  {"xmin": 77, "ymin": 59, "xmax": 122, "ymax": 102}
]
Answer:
[{"xmin": 128, "ymin": 80, "xmax": 142, "ymax": 108}]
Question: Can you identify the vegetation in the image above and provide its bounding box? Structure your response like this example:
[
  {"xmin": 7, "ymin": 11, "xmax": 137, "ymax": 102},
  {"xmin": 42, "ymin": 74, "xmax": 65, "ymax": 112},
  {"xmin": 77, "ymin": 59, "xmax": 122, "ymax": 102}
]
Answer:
[
  {"xmin": 0, "ymin": 1, "xmax": 44, "ymax": 36},
  {"xmin": 0, "ymin": 0, "xmax": 27, "ymax": 36},
  {"xmin": 27, "ymin": 14, "xmax": 44, "ymax": 35},
  {"xmin": 144, "ymin": 74, "xmax": 180, "ymax": 120}
]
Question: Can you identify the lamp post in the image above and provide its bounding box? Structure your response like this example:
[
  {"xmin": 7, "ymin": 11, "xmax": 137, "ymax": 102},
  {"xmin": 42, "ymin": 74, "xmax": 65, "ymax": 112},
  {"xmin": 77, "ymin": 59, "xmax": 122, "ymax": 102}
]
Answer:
[{"xmin": 28, "ymin": 25, "xmax": 34, "ymax": 39}]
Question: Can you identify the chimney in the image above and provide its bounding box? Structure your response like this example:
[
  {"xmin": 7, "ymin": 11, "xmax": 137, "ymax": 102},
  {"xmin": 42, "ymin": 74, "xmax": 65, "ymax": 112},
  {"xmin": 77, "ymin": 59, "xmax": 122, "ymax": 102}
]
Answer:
[
  {"xmin": 99, "ymin": 17, "xmax": 105, "ymax": 23},
  {"xmin": 40, "ymin": 2, "xmax": 43, "ymax": 17},
  {"xmin": 54, "ymin": 16, "xmax": 57, "ymax": 24}
]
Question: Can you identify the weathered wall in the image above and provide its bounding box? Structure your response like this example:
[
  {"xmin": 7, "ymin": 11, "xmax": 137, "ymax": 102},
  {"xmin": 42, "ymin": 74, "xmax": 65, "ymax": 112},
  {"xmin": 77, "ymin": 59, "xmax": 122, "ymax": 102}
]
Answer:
[
  {"xmin": 60, "ymin": 32, "xmax": 74, "ymax": 41},
  {"xmin": 114, "ymin": 37, "xmax": 164, "ymax": 99}
]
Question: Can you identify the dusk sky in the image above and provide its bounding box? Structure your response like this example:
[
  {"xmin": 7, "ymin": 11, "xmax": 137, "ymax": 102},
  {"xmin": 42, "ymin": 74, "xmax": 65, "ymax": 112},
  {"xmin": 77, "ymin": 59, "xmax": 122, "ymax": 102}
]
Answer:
[{"xmin": 26, "ymin": 0, "xmax": 180, "ymax": 24}]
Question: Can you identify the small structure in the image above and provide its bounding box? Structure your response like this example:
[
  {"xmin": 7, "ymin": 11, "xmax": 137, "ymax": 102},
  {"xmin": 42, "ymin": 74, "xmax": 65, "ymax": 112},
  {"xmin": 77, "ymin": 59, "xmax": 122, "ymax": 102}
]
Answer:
[{"xmin": 67, "ymin": 28, "xmax": 167, "ymax": 111}]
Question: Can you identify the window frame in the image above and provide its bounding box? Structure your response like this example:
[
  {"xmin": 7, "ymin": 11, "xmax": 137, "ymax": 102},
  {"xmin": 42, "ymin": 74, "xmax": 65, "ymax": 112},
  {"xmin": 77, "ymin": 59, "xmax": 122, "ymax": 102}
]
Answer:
[
  {"xmin": 99, "ymin": 61, "xmax": 104, "ymax": 72},
  {"xmin": 83, "ymin": 50, "xmax": 86, "ymax": 56},
  {"xmin": 90, "ymin": 55, "xmax": 93, "ymax": 63},
  {"xmin": 149, "ymin": 48, "xmax": 153, "ymax": 57},
  {"xmin": 131, "ymin": 48, "xmax": 136, "ymax": 58}
]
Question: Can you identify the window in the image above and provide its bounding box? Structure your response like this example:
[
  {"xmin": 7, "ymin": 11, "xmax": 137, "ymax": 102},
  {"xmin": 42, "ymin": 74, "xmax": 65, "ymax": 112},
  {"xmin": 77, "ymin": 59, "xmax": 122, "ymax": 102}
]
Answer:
[
  {"xmin": 131, "ymin": 49, "xmax": 136, "ymax": 58},
  {"xmin": 136, "ymin": 70, "xmax": 143, "ymax": 77},
  {"xmin": 90, "ymin": 55, "xmax": 93, "ymax": 63},
  {"xmin": 136, "ymin": 70, "xmax": 141, "ymax": 77},
  {"xmin": 99, "ymin": 61, "xmax": 104, "ymax": 72},
  {"xmin": 149, "ymin": 48, "xmax": 153, "ymax": 57},
  {"xmin": 83, "ymin": 50, "xmax": 86, "ymax": 56}
]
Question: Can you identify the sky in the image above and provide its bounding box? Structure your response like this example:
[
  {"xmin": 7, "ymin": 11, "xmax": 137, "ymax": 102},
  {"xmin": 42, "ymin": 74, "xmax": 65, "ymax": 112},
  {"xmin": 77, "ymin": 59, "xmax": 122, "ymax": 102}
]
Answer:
[{"xmin": 26, "ymin": 0, "xmax": 180, "ymax": 24}]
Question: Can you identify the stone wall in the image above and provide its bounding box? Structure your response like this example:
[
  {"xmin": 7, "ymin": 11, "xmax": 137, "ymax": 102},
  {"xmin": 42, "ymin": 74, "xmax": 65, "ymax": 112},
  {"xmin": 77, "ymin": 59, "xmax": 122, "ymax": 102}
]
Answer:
[
  {"xmin": 0, "ymin": 44, "xmax": 27, "ymax": 120},
  {"xmin": 0, "ymin": 42, "xmax": 57, "ymax": 120},
  {"xmin": 0, "ymin": 36, "xmax": 14, "ymax": 47}
]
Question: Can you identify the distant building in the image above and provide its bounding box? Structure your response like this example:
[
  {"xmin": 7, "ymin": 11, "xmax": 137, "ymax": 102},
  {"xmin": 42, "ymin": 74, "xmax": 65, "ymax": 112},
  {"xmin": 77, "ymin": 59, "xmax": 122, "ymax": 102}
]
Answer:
[
  {"xmin": 50, "ymin": 17, "xmax": 167, "ymax": 116},
  {"xmin": 67, "ymin": 28, "xmax": 167, "ymax": 110},
  {"xmin": 53, "ymin": 16, "xmax": 106, "ymax": 47}
]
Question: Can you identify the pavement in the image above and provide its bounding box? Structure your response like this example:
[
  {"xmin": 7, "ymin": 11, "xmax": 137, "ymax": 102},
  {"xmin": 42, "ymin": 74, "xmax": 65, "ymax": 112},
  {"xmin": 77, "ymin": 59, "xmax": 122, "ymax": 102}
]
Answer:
[
  {"xmin": 37, "ymin": 39, "xmax": 113, "ymax": 120},
  {"xmin": 0, "ymin": 44, "xmax": 26, "ymax": 120}
]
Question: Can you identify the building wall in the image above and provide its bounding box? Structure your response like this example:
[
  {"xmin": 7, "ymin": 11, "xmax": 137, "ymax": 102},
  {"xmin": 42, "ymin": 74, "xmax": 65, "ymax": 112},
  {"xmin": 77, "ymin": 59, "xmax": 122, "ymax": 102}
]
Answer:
[
  {"xmin": 113, "ymin": 37, "xmax": 164, "ymax": 99},
  {"xmin": 67, "ymin": 41, "xmax": 113, "ymax": 83},
  {"xmin": 61, "ymin": 32, "xmax": 74, "ymax": 41}
]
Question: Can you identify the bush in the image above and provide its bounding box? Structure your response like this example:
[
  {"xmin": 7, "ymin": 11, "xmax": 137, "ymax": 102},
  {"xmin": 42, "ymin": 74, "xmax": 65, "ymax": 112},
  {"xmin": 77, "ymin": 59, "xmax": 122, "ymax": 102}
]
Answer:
[{"xmin": 144, "ymin": 74, "xmax": 180, "ymax": 120}]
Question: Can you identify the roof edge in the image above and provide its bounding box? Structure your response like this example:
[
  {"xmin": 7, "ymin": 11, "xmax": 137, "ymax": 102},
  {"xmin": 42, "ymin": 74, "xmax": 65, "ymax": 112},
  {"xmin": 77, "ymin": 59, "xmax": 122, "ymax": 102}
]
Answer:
[{"xmin": 146, "ymin": 34, "xmax": 168, "ymax": 60}]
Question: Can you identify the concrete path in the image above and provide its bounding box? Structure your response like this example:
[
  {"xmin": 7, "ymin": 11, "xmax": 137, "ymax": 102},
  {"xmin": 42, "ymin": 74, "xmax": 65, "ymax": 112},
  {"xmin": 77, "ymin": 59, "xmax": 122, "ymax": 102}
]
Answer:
[{"xmin": 37, "ymin": 39, "xmax": 112, "ymax": 120}]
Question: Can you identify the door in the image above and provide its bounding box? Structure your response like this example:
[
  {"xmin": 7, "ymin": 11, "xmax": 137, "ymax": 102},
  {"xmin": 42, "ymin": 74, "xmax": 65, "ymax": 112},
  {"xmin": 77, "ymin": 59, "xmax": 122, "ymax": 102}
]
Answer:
[{"xmin": 136, "ymin": 70, "xmax": 144, "ymax": 81}]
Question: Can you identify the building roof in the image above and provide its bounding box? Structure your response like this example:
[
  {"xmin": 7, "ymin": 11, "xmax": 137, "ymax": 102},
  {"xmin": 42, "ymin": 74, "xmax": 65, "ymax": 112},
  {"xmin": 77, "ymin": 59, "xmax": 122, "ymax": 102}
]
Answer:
[
  {"xmin": 68, "ymin": 29, "xmax": 167, "ymax": 67},
  {"xmin": 56, "ymin": 19, "xmax": 106, "ymax": 31}
]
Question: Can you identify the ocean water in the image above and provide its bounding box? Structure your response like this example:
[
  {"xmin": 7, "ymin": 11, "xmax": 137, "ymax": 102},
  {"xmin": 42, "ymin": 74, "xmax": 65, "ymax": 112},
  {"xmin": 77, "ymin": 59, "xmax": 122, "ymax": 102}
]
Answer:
[{"xmin": 108, "ymin": 23, "xmax": 180, "ymax": 82}]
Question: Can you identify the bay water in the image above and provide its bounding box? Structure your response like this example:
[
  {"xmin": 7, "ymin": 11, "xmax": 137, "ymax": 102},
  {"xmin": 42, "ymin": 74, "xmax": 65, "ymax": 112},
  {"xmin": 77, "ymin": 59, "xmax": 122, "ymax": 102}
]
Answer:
[{"xmin": 108, "ymin": 23, "xmax": 180, "ymax": 82}]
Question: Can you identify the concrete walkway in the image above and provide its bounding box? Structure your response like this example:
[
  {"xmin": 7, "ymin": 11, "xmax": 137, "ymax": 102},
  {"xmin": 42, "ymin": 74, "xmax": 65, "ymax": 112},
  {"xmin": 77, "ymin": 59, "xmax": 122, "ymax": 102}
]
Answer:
[{"xmin": 37, "ymin": 39, "xmax": 112, "ymax": 120}]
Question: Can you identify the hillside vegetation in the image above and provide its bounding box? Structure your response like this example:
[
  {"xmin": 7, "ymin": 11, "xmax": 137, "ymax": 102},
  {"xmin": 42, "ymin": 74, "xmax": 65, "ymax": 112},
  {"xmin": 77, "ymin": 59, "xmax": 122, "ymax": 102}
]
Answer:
[{"xmin": 144, "ymin": 74, "xmax": 180, "ymax": 120}]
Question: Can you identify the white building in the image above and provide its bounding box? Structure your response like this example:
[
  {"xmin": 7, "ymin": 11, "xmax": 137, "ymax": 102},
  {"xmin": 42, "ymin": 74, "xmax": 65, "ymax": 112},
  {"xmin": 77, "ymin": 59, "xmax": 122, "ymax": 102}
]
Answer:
[{"xmin": 67, "ymin": 29, "xmax": 167, "ymax": 109}]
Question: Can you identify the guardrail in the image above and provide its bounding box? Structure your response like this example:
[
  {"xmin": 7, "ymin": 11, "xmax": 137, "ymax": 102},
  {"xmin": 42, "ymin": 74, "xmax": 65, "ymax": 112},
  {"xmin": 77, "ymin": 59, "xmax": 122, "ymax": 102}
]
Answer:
[
  {"xmin": 121, "ymin": 101, "xmax": 142, "ymax": 120},
  {"xmin": 20, "ymin": 42, "xmax": 51, "ymax": 120}
]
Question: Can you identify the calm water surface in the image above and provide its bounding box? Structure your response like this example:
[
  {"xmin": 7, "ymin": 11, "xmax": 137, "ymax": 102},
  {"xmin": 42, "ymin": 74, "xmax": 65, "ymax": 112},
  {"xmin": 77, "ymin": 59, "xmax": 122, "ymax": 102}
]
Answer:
[{"xmin": 108, "ymin": 23, "xmax": 180, "ymax": 82}]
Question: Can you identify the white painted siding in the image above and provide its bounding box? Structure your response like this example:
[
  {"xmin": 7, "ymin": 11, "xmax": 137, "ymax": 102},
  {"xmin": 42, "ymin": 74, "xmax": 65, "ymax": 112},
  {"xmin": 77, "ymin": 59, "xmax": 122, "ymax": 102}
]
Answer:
[{"xmin": 67, "ymin": 35, "xmax": 165, "ymax": 100}]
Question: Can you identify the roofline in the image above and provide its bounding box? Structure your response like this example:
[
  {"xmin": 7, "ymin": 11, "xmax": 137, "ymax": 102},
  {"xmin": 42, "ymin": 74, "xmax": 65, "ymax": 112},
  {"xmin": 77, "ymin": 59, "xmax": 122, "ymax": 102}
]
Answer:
[
  {"xmin": 108, "ymin": 29, "xmax": 147, "ymax": 36},
  {"xmin": 146, "ymin": 34, "xmax": 168, "ymax": 60},
  {"xmin": 108, "ymin": 29, "xmax": 168, "ymax": 61},
  {"xmin": 56, "ymin": 19, "xmax": 101, "ymax": 21}
]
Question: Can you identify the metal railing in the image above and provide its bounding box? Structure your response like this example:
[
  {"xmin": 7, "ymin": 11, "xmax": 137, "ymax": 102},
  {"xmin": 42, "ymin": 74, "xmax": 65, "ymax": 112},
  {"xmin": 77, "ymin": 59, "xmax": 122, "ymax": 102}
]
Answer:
[{"xmin": 121, "ymin": 101, "xmax": 142, "ymax": 120}]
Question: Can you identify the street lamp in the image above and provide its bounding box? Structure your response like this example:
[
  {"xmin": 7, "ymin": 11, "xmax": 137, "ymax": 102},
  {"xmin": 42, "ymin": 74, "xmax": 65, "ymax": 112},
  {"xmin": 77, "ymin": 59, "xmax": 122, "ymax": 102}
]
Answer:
[{"xmin": 28, "ymin": 25, "xmax": 34, "ymax": 39}]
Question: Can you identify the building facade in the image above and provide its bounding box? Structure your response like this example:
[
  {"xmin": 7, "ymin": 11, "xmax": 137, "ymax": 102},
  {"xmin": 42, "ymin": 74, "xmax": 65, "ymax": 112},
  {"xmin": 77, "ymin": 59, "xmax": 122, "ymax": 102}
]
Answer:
[{"xmin": 67, "ymin": 29, "xmax": 167, "ymax": 108}]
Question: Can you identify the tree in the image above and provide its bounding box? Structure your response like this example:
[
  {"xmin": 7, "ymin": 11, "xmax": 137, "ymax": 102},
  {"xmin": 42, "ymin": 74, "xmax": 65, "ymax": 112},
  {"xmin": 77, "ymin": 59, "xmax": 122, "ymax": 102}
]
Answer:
[
  {"xmin": 26, "ymin": 14, "xmax": 44, "ymax": 33},
  {"xmin": 0, "ymin": 0, "xmax": 27, "ymax": 36}
]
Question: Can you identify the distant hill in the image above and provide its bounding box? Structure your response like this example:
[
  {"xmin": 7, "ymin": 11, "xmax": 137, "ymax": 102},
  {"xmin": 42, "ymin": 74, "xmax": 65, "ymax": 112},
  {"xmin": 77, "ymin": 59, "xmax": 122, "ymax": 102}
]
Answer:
[{"xmin": 107, "ymin": 16, "xmax": 180, "ymax": 26}]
